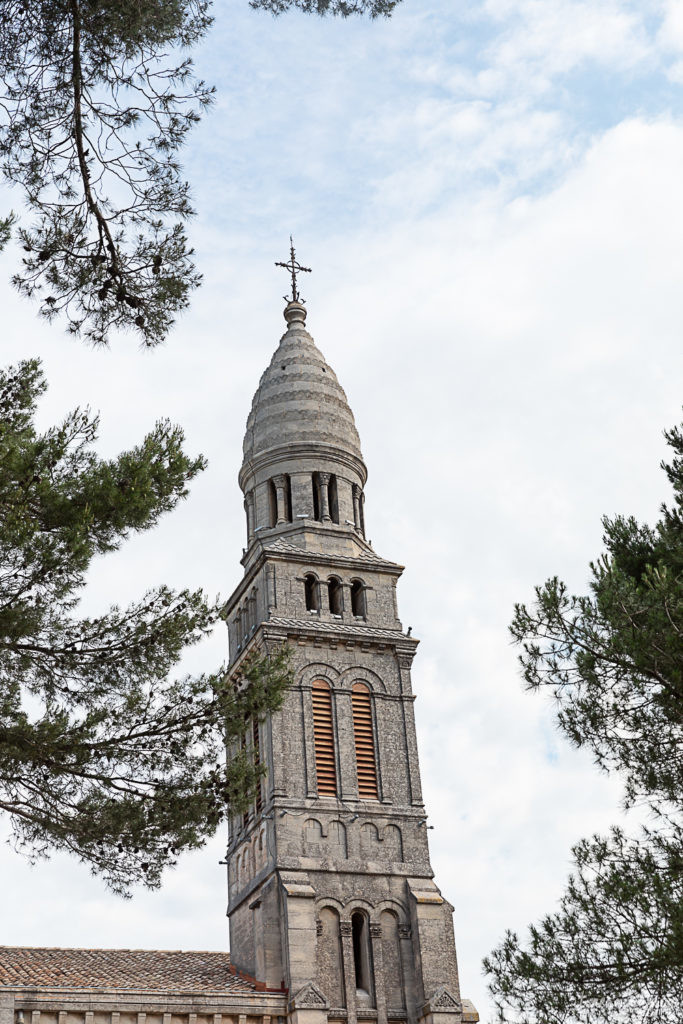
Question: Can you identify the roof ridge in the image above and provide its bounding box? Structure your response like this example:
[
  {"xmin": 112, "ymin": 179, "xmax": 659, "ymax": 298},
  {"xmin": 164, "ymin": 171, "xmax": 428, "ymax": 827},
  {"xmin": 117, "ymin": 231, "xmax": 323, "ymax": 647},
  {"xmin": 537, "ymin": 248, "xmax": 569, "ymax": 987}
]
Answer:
[{"xmin": 0, "ymin": 946, "xmax": 230, "ymax": 955}]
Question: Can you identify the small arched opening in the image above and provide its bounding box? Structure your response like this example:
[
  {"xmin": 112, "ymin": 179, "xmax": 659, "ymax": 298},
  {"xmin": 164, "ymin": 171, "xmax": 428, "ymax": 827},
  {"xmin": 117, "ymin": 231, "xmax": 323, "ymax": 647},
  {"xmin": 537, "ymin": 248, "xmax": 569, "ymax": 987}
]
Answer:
[
  {"xmin": 351, "ymin": 911, "xmax": 374, "ymax": 1004},
  {"xmin": 328, "ymin": 577, "xmax": 343, "ymax": 616},
  {"xmin": 268, "ymin": 479, "xmax": 278, "ymax": 527},
  {"xmin": 285, "ymin": 473, "xmax": 293, "ymax": 522},
  {"xmin": 328, "ymin": 474, "xmax": 339, "ymax": 524},
  {"xmin": 312, "ymin": 473, "xmax": 321, "ymax": 520},
  {"xmin": 350, "ymin": 579, "xmax": 366, "ymax": 619},
  {"xmin": 304, "ymin": 573, "xmax": 320, "ymax": 613}
]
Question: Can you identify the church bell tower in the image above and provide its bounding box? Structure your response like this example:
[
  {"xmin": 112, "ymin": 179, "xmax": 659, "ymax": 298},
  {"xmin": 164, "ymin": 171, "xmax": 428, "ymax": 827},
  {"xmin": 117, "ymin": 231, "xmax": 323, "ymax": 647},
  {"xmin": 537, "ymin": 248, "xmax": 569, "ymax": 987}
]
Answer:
[{"xmin": 224, "ymin": 284, "xmax": 477, "ymax": 1024}]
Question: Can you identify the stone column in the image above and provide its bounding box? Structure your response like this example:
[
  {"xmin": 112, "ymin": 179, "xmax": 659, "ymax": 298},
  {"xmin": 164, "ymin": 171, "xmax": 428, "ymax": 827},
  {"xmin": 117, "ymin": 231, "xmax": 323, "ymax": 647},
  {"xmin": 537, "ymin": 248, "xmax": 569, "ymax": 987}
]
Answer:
[
  {"xmin": 399, "ymin": 925, "xmax": 418, "ymax": 1024},
  {"xmin": 266, "ymin": 564, "xmax": 277, "ymax": 616},
  {"xmin": 370, "ymin": 922, "xmax": 388, "ymax": 1024},
  {"xmin": 318, "ymin": 472, "xmax": 331, "ymax": 522},
  {"xmin": 245, "ymin": 490, "xmax": 255, "ymax": 543},
  {"xmin": 352, "ymin": 484, "xmax": 362, "ymax": 532},
  {"xmin": 272, "ymin": 475, "xmax": 289, "ymax": 525},
  {"xmin": 340, "ymin": 921, "xmax": 359, "ymax": 1024}
]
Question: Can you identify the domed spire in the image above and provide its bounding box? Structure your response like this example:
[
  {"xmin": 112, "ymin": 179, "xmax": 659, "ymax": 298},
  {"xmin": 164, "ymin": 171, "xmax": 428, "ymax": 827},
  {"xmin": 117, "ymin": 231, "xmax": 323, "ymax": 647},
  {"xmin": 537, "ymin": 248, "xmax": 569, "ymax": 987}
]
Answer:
[
  {"xmin": 238, "ymin": 258, "xmax": 369, "ymax": 553},
  {"xmin": 240, "ymin": 301, "xmax": 365, "ymax": 478}
]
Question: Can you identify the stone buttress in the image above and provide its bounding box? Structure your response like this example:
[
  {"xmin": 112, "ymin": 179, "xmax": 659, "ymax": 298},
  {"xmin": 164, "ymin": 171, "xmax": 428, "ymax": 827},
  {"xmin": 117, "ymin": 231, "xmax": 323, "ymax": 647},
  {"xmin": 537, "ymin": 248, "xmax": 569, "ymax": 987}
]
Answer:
[{"xmin": 224, "ymin": 300, "xmax": 478, "ymax": 1024}]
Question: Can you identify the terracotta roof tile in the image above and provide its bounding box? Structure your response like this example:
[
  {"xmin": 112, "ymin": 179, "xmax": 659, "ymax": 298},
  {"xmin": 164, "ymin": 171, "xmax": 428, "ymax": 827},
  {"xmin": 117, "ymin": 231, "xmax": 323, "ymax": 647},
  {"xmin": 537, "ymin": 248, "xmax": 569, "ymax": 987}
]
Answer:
[{"xmin": 0, "ymin": 947, "xmax": 269, "ymax": 994}]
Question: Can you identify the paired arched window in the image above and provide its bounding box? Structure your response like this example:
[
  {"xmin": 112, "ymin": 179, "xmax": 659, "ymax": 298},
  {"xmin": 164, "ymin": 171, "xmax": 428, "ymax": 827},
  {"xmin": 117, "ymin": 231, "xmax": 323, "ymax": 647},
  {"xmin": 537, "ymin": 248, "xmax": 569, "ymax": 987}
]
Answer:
[
  {"xmin": 352, "ymin": 683, "xmax": 378, "ymax": 799},
  {"xmin": 312, "ymin": 680, "xmax": 337, "ymax": 795}
]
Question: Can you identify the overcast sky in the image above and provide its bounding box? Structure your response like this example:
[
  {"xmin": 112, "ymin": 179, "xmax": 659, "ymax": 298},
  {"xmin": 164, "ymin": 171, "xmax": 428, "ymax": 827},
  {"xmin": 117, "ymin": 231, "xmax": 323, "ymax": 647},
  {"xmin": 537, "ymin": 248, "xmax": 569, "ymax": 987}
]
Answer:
[{"xmin": 1, "ymin": 1, "xmax": 682, "ymax": 1020}]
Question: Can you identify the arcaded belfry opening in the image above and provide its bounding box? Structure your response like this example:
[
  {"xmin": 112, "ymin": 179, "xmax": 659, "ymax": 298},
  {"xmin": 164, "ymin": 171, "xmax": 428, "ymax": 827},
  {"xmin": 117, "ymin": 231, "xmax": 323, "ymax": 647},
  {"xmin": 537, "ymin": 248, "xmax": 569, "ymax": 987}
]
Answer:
[
  {"xmin": 328, "ymin": 474, "xmax": 339, "ymax": 523},
  {"xmin": 312, "ymin": 472, "xmax": 321, "ymax": 520},
  {"xmin": 304, "ymin": 573, "xmax": 320, "ymax": 612},
  {"xmin": 268, "ymin": 479, "xmax": 278, "ymax": 527},
  {"xmin": 350, "ymin": 578, "xmax": 366, "ymax": 619},
  {"xmin": 311, "ymin": 680, "xmax": 337, "ymax": 795},
  {"xmin": 351, "ymin": 911, "xmax": 374, "ymax": 1004},
  {"xmin": 352, "ymin": 682, "xmax": 378, "ymax": 799},
  {"xmin": 285, "ymin": 473, "xmax": 293, "ymax": 522},
  {"xmin": 328, "ymin": 576, "xmax": 343, "ymax": 615}
]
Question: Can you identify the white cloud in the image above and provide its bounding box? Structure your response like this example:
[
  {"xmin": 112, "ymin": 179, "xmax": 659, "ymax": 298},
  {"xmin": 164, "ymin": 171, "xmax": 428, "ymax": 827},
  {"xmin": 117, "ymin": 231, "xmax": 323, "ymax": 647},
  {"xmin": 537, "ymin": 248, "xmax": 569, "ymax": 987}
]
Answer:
[
  {"xmin": 0, "ymin": 0, "xmax": 682, "ymax": 1019},
  {"xmin": 484, "ymin": 0, "xmax": 653, "ymax": 80}
]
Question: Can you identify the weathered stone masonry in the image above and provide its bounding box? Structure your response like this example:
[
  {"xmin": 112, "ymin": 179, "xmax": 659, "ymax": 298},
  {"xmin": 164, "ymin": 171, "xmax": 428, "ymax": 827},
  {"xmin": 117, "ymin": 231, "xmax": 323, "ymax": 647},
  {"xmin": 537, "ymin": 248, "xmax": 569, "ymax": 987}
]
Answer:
[
  {"xmin": 226, "ymin": 300, "xmax": 477, "ymax": 1024},
  {"xmin": 0, "ymin": 297, "xmax": 477, "ymax": 1024}
]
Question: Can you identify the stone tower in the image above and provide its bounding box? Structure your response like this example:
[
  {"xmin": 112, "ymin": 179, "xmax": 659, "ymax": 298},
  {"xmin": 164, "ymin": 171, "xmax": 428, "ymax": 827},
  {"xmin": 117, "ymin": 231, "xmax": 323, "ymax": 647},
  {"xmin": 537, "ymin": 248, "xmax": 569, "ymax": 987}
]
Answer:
[{"xmin": 224, "ymin": 300, "xmax": 476, "ymax": 1024}]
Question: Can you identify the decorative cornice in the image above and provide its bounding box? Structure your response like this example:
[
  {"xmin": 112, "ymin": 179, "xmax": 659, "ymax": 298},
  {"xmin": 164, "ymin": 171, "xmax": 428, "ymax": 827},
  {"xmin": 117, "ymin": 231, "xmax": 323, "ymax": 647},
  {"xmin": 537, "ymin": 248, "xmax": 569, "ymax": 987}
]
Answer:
[{"xmin": 239, "ymin": 441, "xmax": 367, "ymax": 491}]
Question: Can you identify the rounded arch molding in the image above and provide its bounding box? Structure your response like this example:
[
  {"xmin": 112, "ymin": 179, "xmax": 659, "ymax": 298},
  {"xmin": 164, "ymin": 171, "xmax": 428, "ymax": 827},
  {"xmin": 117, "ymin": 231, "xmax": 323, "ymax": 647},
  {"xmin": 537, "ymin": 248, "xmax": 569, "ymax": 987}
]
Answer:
[
  {"xmin": 314, "ymin": 894, "xmax": 407, "ymax": 923},
  {"xmin": 339, "ymin": 664, "xmax": 387, "ymax": 694},
  {"xmin": 299, "ymin": 662, "xmax": 341, "ymax": 690}
]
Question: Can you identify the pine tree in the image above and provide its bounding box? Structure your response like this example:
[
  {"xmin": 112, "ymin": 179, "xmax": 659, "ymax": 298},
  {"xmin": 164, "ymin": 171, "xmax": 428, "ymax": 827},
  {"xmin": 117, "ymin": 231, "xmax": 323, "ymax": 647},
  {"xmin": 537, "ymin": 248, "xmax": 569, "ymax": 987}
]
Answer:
[
  {"xmin": 484, "ymin": 423, "xmax": 683, "ymax": 1023},
  {"xmin": 0, "ymin": 359, "xmax": 291, "ymax": 896},
  {"xmin": 0, "ymin": 0, "xmax": 398, "ymax": 346}
]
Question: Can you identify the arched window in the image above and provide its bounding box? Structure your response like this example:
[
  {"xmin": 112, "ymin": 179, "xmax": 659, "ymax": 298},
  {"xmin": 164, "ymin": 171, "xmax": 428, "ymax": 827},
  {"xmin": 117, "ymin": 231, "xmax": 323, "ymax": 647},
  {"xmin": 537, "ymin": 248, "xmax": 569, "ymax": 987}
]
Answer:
[
  {"xmin": 312, "ymin": 472, "xmax": 321, "ymax": 520},
  {"xmin": 252, "ymin": 716, "xmax": 262, "ymax": 815},
  {"xmin": 350, "ymin": 579, "xmax": 366, "ymax": 619},
  {"xmin": 285, "ymin": 474, "xmax": 293, "ymax": 522},
  {"xmin": 268, "ymin": 479, "xmax": 278, "ymax": 527},
  {"xmin": 328, "ymin": 474, "xmax": 339, "ymax": 524},
  {"xmin": 328, "ymin": 577, "xmax": 343, "ymax": 616},
  {"xmin": 351, "ymin": 911, "xmax": 374, "ymax": 1002},
  {"xmin": 312, "ymin": 680, "xmax": 337, "ymax": 795},
  {"xmin": 352, "ymin": 683, "xmax": 378, "ymax": 799},
  {"xmin": 304, "ymin": 573, "xmax": 320, "ymax": 612}
]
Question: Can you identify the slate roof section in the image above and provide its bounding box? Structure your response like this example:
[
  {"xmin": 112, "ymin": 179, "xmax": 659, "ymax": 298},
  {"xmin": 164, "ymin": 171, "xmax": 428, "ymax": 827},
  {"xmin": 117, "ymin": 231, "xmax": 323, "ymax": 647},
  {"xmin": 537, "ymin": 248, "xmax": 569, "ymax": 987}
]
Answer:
[
  {"xmin": 267, "ymin": 616, "xmax": 415, "ymax": 643},
  {"xmin": 0, "ymin": 947, "xmax": 267, "ymax": 994},
  {"xmin": 264, "ymin": 536, "xmax": 390, "ymax": 565}
]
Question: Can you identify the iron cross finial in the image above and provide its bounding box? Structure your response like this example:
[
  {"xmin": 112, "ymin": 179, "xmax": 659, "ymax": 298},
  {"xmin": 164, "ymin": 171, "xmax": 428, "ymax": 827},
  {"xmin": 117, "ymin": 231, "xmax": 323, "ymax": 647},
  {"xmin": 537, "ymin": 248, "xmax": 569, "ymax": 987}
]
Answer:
[{"xmin": 275, "ymin": 237, "xmax": 311, "ymax": 303}]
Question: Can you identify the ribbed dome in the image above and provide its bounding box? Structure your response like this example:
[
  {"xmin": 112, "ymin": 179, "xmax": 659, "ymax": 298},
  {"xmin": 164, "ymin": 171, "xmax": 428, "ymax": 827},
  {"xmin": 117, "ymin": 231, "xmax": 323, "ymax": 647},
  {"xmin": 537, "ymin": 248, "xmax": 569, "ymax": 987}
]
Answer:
[{"xmin": 241, "ymin": 302, "xmax": 364, "ymax": 474}]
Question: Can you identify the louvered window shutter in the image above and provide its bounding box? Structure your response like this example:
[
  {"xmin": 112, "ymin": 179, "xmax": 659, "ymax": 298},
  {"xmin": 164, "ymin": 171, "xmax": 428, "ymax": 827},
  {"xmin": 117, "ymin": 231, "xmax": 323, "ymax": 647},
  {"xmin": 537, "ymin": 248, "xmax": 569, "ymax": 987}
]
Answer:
[
  {"xmin": 312, "ymin": 680, "xmax": 337, "ymax": 795},
  {"xmin": 352, "ymin": 683, "xmax": 378, "ymax": 799}
]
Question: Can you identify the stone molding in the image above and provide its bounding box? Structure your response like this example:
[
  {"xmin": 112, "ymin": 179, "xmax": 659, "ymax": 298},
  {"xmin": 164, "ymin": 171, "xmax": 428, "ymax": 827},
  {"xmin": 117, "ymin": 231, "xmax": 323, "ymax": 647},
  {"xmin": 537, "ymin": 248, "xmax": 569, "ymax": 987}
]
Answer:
[
  {"xmin": 289, "ymin": 983, "xmax": 329, "ymax": 1011},
  {"xmin": 422, "ymin": 986, "xmax": 462, "ymax": 1014},
  {"xmin": 238, "ymin": 442, "xmax": 367, "ymax": 492}
]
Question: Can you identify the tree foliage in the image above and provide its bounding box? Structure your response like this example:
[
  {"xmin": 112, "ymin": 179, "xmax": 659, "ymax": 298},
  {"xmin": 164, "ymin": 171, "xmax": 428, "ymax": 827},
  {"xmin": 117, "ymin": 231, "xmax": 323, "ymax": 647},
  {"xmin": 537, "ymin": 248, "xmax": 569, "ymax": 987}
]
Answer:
[
  {"xmin": 250, "ymin": 0, "xmax": 400, "ymax": 16},
  {"xmin": 485, "ymin": 423, "xmax": 683, "ymax": 1023},
  {"xmin": 0, "ymin": 360, "xmax": 292, "ymax": 895},
  {"xmin": 0, "ymin": 0, "xmax": 400, "ymax": 346},
  {"xmin": 0, "ymin": 1, "xmax": 214, "ymax": 346}
]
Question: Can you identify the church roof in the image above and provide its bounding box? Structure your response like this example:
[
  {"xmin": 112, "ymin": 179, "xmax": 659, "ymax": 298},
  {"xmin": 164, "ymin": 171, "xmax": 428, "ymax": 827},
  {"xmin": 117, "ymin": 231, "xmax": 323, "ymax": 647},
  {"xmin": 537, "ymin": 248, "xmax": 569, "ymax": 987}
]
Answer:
[
  {"xmin": 242, "ymin": 302, "xmax": 364, "ymax": 475},
  {"xmin": 0, "ymin": 947, "xmax": 269, "ymax": 994}
]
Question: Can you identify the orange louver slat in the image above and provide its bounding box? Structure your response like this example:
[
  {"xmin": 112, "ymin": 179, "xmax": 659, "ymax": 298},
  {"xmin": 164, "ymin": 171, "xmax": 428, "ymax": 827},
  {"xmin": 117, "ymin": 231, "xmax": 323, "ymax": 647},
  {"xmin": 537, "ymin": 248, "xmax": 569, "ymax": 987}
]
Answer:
[
  {"xmin": 312, "ymin": 681, "xmax": 337, "ymax": 795},
  {"xmin": 352, "ymin": 683, "xmax": 378, "ymax": 799}
]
